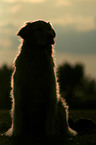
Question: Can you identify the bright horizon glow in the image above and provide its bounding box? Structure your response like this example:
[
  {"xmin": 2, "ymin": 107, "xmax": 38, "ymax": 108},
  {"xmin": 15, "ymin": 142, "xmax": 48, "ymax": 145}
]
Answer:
[{"xmin": 55, "ymin": 52, "xmax": 96, "ymax": 79}]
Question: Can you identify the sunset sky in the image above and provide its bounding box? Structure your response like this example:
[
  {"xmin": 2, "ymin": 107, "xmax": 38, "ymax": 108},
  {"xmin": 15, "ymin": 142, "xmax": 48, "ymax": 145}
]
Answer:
[{"xmin": 0, "ymin": 0, "xmax": 96, "ymax": 78}]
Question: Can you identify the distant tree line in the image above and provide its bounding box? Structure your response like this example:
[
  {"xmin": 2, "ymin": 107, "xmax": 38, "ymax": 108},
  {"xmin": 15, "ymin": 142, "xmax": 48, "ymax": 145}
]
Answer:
[
  {"xmin": 0, "ymin": 63, "xmax": 96, "ymax": 109},
  {"xmin": 0, "ymin": 65, "xmax": 12, "ymax": 109},
  {"xmin": 57, "ymin": 63, "xmax": 96, "ymax": 109}
]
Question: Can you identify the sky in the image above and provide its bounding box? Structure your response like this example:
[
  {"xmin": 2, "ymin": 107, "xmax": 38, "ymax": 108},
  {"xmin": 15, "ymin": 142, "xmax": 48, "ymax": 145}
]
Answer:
[{"xmin": 0, "ymin": 0, "xmax": 96, "ymax": 79}]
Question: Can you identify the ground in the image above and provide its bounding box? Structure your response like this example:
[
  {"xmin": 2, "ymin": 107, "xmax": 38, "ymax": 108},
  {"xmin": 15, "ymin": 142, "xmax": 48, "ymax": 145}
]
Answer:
[{"xmin": 0, "ymin": 110, "xmax": 96, "ymax": 145}]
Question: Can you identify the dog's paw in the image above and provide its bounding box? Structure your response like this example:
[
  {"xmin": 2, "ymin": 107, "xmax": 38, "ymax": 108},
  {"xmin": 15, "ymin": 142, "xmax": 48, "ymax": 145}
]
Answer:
[
  {"xmin": 3, "ymin": 127, "xmax": 13, "ymax": 137},
  {"xmin": 66, "ymin": 126, "xmax": 77, "ymax": 137}
]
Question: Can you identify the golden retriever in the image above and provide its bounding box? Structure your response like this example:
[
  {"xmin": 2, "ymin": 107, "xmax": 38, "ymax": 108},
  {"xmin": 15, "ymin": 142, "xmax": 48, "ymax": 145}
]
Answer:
[{"xmin": 5, "ymin": 20, "xmax": 77, "ymax": 138}]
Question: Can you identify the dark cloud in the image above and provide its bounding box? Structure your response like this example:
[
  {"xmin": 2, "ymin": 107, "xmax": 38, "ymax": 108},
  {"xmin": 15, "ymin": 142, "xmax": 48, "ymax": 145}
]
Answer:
[{"xmin": 54, "ymin": 25, "xmax": 96, "ymax": 54}]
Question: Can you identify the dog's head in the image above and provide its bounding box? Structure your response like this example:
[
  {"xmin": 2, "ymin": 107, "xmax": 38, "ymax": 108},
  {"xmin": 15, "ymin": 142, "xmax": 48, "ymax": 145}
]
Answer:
[{"xmin": 17, "ymin": 20, "xmax": 56, "ymax": 46}]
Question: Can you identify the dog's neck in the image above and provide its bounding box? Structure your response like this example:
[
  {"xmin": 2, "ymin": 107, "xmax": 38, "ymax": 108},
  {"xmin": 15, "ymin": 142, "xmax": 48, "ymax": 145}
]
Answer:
[{"xmin": 21, "ymin": 40, "xmax": 53, "ymax": 57}]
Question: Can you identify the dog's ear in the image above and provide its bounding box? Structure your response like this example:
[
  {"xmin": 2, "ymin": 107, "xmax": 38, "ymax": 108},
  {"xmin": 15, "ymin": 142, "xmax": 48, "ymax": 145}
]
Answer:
[{"xmin": 17, "ymin": 22, "xmax": 31, "ymax": 39}]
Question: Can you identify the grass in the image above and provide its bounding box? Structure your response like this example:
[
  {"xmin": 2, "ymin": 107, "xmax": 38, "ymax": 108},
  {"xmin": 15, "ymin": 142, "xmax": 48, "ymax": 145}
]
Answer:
[{"xmin": 0, "ymin": 110, "xmax": 96, "ymax": 145}]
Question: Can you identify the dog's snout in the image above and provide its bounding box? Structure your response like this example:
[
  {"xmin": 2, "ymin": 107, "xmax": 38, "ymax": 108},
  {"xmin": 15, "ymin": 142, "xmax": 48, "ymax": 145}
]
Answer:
[
  {"xmin": 52, "ymin": 29, "xmax": 56, "ymax": 38},
  {"xmin": 49, "ymin": 29, "xmax": 56, "ymax": 39}
]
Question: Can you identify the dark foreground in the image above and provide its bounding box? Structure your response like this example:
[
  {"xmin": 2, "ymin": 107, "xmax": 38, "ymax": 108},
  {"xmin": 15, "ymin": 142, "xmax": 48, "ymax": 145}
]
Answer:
[{"xmin": 0, "ymin": 110, "xmax": 96, "ymax": 145}]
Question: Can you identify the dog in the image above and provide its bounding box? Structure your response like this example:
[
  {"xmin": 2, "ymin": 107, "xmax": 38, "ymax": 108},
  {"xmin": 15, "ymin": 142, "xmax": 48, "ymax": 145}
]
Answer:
[{"xmin": 5, "ymin": 20, "xmax": 77, "ymax": 138}]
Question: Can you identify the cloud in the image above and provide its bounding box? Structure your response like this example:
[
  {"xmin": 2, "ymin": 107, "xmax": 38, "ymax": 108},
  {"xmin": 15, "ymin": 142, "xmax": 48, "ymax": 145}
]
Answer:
[
  {"xmin": 4, "ymin": 0, "xmax": 45, "ymax": 3},
  {"xmin": 0, "ymin": 38, "xmax": 12, "ymax": 48},
  {"xmin": 56, "ymin": 0, "xmax": 72, "ymax": 6},
  {"xmin": 0, "ymin": 23, "xmax": 18, "ymax": 35},
  {"xmin": 75, "ymin": 16, "xmax": 96, "ymax": 31},
  {"xmin": 53, "ymin": 16, "xmax": 96, "ymax": 31},
  {"xmin": 9, "ymin": 4, "xmax": 21, "ymax": 13},
  {"xmin": 0, "ymin": 9, "xmax": 3, "ymax": 15},
  {"xmin": 77, "ymin": 0, "xmax": 95, "ymax": 1}
]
